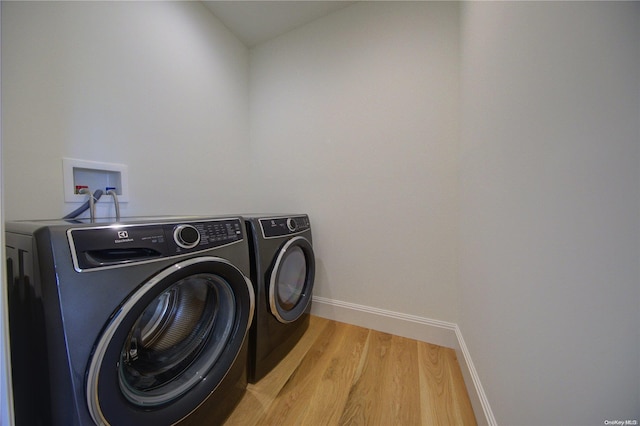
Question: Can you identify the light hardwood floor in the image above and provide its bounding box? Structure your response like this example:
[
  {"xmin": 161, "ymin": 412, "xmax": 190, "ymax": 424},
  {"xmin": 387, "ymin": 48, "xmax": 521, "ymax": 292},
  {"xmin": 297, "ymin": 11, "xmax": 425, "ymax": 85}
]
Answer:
[{"xmin": 224, "ymin": 315, "xmax": 477, "ymax": 426}]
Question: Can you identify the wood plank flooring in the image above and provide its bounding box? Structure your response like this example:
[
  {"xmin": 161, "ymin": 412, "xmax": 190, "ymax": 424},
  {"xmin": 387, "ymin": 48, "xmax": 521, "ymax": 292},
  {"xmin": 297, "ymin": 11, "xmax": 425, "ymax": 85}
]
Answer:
[{"xmin": 224, "ymin": 315, "xmax": 477, "ymax": 426}]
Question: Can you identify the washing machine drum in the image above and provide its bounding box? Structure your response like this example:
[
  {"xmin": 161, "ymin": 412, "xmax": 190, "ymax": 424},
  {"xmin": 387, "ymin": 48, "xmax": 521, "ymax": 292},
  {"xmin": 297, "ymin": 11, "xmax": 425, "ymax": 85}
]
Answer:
[
  {"xmin": 268, "ymin": 236, "xmax": 315, "ymax": 323},
  {"xmin": 86, "ymin": 257, "xmax": 254, "ymax": 425}
]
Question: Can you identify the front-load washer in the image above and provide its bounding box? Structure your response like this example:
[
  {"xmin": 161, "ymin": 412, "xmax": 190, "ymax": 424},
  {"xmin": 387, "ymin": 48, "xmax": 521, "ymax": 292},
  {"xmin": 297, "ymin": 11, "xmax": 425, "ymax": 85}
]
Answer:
[
  {"xmin": 243, "ymin": 214, "xmax": 315, "ymax": 383},
  {"xmin": 5, "ymin": 216, "xmax": 255, "ymax": 426}
]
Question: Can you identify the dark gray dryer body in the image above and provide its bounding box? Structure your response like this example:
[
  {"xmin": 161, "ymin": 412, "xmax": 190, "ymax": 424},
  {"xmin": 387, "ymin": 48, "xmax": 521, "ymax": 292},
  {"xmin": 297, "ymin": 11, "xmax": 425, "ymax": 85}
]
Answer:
[
  {"xmin": 5, "ymin": 216, "xmax": 255, "ymax": 426},
  {"xmin": 243, "ymin": 214, "xmax": 315, "ymax": 383}
]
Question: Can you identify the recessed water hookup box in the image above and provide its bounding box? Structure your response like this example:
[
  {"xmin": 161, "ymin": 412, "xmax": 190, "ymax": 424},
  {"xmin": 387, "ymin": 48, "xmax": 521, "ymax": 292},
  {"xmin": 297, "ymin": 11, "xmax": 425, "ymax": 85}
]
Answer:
[{"xmin": 63, "ymin": 158, "xmax": 129, "ymax": 203}]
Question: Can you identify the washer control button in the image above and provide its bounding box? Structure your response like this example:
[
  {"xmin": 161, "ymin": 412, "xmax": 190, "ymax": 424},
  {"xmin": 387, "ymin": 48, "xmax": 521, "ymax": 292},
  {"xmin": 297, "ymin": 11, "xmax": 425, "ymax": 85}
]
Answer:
[
  {"xmin": 173, "ymin": 224, "xmax": 200, "ymax": 249},
  {"xmin": 286, "ymin": 218, "xmax": 297, "ymax": 232}
]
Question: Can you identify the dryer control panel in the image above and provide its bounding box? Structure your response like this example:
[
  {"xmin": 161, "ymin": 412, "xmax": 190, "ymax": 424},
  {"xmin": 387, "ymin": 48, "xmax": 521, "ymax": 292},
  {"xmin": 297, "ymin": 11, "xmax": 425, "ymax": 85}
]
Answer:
[
  {"xmin": 68, "ymin": 218, "xmax": 243, "ymax": 271},
  {"xmin": 259, "ymin": 215, "xmax": 310, "ymax": 238}
]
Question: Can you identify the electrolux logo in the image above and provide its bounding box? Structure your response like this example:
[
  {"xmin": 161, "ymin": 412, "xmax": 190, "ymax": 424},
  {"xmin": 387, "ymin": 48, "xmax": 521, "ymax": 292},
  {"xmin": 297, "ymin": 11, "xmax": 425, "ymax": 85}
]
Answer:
[{"xmin": 115, "ymin": 230, "xmax": 134, "ymax": 244}]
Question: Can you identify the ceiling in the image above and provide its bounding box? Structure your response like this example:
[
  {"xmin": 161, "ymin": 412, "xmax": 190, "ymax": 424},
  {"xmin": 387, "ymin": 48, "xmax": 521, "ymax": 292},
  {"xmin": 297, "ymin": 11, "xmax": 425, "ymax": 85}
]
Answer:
[{"xmin": 202, "ymin": 1, "xmax": 356, "ymax": 47}]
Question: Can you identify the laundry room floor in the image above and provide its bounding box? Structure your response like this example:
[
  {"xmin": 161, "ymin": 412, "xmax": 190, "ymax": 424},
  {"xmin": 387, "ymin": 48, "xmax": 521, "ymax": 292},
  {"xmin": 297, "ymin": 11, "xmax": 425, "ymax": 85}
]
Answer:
[{"xmin": 224, "ymin": 315, "xmax": 477, "ymax": 425}]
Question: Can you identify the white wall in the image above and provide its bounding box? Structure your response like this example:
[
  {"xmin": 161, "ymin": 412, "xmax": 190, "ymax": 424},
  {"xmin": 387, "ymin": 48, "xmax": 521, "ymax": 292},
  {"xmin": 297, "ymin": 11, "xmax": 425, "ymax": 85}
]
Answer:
[
  {"xmin": 250, "ymin": 2, "xmax": 461, "ymax": 322},
  {"xmin": 2, "ymin": 1, "xmax": 251, "ymax": 220},
  {"xmin": 0, "ymin": 3, "xmax": 13, "ymax": 422},
  {"xmin": 459, "ymin": 2, "xmax": 640, "ymax": 425}
]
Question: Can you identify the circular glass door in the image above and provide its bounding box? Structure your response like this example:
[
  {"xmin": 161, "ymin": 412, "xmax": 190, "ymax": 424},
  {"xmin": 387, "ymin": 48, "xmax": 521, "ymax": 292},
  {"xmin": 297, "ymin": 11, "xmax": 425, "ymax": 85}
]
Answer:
[
  {"xmin": 86, "ymin": 256, "xmax": 254, "ymax": 426},
  {"xmin": 118, "ymin": 273, "xmax": 235, "ymax": 406},
  {"xmin": 269, "ymin": 236, "xmax": 315, "ymax": 323}
]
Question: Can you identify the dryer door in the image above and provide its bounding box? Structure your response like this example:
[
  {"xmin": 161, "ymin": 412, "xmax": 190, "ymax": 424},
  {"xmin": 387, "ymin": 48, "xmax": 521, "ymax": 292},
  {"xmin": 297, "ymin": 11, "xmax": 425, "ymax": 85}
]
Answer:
[
  {"xmin": 86, "ymin": 256, "xmax": 254, "ymax": 426},
  {"xmin": 268, "ymin": 236, "xmax": 315, "ymax": 323}
]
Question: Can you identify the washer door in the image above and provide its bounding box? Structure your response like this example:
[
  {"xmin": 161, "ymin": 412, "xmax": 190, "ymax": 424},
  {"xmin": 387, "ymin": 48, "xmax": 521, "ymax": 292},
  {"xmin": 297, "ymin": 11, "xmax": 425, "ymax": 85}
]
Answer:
[
  {"xmin": 86, "ymin": 257, "xmax": 254, "ymax": 426},
  {"xmin": 268, "ymin": 236, "xmax": 315, "ymax": 323}
]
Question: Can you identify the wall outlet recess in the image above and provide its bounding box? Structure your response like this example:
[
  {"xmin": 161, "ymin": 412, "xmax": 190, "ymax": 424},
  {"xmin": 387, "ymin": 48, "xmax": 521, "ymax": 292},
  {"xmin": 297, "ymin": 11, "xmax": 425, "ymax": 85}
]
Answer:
[{"xmin": 63, "ymin": 158, "xmax": 129, "ymax": 203}]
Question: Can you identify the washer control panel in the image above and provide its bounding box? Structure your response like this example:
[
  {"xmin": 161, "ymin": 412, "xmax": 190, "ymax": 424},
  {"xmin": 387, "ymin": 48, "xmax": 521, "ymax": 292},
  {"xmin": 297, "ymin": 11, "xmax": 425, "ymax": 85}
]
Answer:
[
  {"xmin": 259, "ymin": 215, "xmax": 310, "ymax": 238},
  {"xmin": 68, "ymin": 218, "xmax": 244, "ymax": 271}
]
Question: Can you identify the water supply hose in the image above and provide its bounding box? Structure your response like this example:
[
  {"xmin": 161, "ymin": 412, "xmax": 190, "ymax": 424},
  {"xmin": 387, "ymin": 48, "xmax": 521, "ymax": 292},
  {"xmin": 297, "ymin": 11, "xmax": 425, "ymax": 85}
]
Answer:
[
  {"xmin": 106, "ymin": 189, "xmax": 121, "ymax": 222},
  {"xmin": 64, "ymin": 189, "xmax": 103, "ymax": 220}
]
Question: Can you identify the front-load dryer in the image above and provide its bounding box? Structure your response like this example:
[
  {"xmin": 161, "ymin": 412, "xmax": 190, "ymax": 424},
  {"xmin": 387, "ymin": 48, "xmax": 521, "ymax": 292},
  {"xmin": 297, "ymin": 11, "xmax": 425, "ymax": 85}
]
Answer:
[
  {"xmin": 243, "ymin": 214, "xmax": 315, "ymax": 383},
  {"xmin": 5, "ymin": 216, "xmax": 255, "ymax": 425}
]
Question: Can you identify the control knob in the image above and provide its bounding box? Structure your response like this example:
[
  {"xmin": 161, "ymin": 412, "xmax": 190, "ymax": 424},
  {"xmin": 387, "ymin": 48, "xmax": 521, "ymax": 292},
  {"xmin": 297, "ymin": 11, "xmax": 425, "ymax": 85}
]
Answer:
[
  {"xmin": 173, "ymin": 224, "xmax": 201, "ymax": 249},
  {"xmin": 286, "ymin": 218, "xmax": 297, "ymax": 232}
]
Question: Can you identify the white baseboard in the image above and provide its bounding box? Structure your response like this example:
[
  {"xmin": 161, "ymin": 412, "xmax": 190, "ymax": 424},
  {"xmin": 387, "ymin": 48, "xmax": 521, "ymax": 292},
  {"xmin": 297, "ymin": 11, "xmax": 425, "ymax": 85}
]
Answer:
[
  {"xmin": 311, "ymin": 296, "xmax": 458, "ymax": 348},
  {"xmin": 310, "ymin": 296, "xmax": 497, "ymax": 426},
  {"xmin": 453, "ymin": 326, "xmax": 498, "ymax": 426}
]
